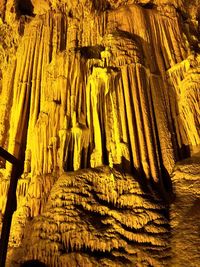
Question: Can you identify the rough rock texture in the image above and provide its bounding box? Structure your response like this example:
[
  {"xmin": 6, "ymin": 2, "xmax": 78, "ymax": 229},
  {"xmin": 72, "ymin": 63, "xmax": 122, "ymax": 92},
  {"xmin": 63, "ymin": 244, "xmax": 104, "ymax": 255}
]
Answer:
[
  {"xmin": 11, "ymin": 167, "xmax": 171, "ymax": 267},
  {"xmin": 0, "ymin": 0, "xmax": 199, "ymax": 266},
  {"xmin": 170, "ymin": 153, "xmax": 200, "ymax": 266}
]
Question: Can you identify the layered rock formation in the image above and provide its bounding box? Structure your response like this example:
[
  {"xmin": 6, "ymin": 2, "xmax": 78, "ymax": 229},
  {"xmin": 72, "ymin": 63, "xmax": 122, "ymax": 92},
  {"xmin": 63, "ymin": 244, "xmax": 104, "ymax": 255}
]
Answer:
[
  {"xmin": 0, "ymin": 0, "xmax": 199, "ymax": 266},
  {"xmin": 12, "ymin": 167, "xmax": 171, "ymax": 267}
]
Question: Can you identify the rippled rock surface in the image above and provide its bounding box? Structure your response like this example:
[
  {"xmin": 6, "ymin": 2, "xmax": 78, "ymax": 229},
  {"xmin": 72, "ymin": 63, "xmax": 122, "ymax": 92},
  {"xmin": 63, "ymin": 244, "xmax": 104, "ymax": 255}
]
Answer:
[
  {"xmin": 0, "ymin": 0, "xmax": 199, "ymax": 266},
  {"xmin": 13, "ymin": 167, "xmax": 170, "ymax": 267}
]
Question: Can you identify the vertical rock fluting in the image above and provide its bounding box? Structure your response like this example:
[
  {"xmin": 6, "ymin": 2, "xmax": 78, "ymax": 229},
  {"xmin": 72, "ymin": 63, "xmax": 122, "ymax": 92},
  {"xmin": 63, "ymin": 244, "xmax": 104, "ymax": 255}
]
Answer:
[
  {"xmin": 0, "ymin": 0, "xmax": 199, "ymax": 266},
  {"xmin": 167, "ymin": 56, "xmax": 200, "ymax": 153},
  {"xmin": 4, "ymin": 5, "xmax": 182, "ymax": 182}
]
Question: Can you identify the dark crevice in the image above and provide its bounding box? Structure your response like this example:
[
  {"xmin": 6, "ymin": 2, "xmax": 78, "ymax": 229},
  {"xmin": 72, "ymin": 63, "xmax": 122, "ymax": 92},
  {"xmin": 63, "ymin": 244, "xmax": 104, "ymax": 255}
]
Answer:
[
  {"xmin": 140, "ymin": 2, "xmax": 156, "ymax": 9},
  {"xmin": 16, "ymin": 0, "xmax": 35, "ymax": 17},
  {"xmin": 148, "ymin": 82, "xmax": 173, "ymax": 200},
  {"xmin": 79, "ymin": 45, "xmax": 104, "ymax": 59},
  {"xmin": 60, "ymin": 16, "xmax": 67, "ymax": 51},
  {"xmin": 75, "ymin": 205, "xmax": 111, "ymax": 231},
  {"xmin": 20, "ymin": 260, "xmax": 47, "ymax": 267},
  {"xmin": 176, "ymin": 8, "xmax": 188, "ymax": 21}
]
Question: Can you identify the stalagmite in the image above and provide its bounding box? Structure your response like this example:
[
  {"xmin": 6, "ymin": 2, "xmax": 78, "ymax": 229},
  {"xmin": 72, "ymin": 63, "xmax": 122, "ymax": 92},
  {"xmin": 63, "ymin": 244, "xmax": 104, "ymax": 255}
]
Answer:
[{"xmin": 0, "ymin": 0, "xmax": 199, "ymax": 266}]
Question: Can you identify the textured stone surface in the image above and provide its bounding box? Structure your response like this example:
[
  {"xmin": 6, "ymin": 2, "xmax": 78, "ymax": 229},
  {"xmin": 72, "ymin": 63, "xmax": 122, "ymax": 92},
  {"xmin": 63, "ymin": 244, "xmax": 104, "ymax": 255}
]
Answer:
[
  {"xmin": 170, "ymin": 154, "xmax": 200, "ymax": 266},
  {"xmin": 11, "ymin": 167, "xmax": 171, "ymax": 267},
  {"xmin": 0, "ymin": 0, "xmax": 199, "ymax": 266}
]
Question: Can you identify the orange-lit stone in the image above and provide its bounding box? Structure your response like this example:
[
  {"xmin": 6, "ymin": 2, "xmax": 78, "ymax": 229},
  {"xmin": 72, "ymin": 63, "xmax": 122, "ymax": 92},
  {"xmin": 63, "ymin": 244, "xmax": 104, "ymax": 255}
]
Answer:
[{"xmin": 0, "ymin": 0, "xmax": 199, "ymax": 266}]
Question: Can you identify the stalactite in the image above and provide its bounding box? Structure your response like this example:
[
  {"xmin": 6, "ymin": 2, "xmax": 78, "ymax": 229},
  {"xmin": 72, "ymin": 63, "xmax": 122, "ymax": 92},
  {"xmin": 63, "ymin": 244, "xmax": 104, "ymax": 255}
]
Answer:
[
  {"xmin": 0, "ymin": 1, "xmax": 199, "ymax": 266},
  {"xmin": 167, "ymin": 56, "xmax": 200, "ymax": 151},
  {"xmin": 1, "ymin": 2, "xmax": 191, "ymax": 181}
]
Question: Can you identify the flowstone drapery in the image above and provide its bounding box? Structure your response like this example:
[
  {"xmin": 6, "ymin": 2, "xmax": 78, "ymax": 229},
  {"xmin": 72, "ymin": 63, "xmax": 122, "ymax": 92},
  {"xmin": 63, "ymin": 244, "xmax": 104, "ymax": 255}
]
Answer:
[{"xmin": 0, "ymin": 0, "xmax": 199, "ymax": 266}]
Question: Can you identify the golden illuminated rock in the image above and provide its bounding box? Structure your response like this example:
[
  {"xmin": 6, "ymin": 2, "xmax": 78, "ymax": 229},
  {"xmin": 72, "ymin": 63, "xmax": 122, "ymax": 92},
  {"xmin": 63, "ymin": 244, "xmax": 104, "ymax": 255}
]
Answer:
[
  {"xmin": 0, "ymin": 0, "xmax": 199, "ymax": 266},
  {"xmin": 13, "ymin": 167, "xmax": 171, "ymax": 267}
]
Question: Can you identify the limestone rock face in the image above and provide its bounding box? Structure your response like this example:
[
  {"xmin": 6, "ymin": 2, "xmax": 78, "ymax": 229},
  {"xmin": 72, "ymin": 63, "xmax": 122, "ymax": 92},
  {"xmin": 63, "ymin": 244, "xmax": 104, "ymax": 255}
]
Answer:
[
  {"xmin": 170, "ymin": 155, "xmax": 200, "ymax": 266},
  {"xmin": 0, "ymin": 0, "xmax": 199, "ymax": 266},
  {"xmin": 14, "ymin": 167, "xmax": 170, "ymax": 267}
]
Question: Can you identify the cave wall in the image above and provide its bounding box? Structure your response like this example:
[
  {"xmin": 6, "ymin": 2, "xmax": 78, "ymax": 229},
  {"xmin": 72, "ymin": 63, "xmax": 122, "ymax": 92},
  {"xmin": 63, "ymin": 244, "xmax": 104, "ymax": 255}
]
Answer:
[{"xmin": 0, "ymin": 0, "xmax": 199, "ymax": 266}]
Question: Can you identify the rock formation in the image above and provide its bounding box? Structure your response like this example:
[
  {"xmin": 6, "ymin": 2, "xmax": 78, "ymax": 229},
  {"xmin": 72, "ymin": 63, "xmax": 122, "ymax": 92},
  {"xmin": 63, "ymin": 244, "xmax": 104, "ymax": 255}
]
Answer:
[{"xmin": 0, "ymin": 0, "xmax": 199, "ymax": 266}]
